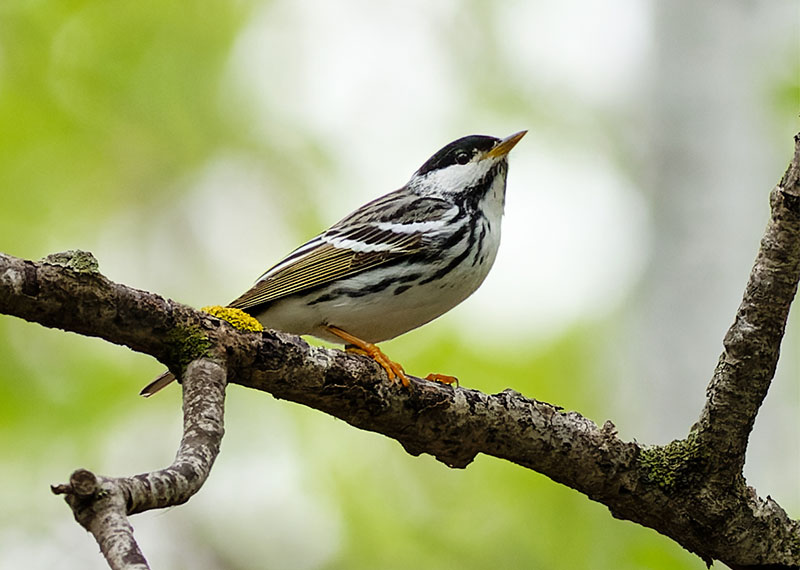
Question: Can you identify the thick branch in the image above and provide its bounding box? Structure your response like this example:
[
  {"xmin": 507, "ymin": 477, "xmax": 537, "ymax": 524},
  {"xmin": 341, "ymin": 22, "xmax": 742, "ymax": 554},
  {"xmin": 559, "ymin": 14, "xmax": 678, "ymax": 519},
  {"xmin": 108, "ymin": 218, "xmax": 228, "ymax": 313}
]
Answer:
[
  {"xmin": 2, "ymin": 250, "xmax": 797, "ymax": 567},
  {"xmin": 51, "ymin": 358, "xmax": 226, "ymax": 570}
]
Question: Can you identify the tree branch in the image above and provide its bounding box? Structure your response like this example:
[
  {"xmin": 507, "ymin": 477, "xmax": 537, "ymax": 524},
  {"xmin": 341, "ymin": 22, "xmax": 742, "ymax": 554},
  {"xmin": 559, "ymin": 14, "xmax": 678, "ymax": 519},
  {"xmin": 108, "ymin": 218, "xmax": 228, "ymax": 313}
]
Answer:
[
  {"xmin": 50, "ymin": 358, "xmax": 226, "ymax": 570},
  {"xmin": 696, "ymin": 134, "xmax": 800, "ymax": 478},
  {"xmin": 2, "ymin": 134, "xmax": 799, "ymax": 569}
]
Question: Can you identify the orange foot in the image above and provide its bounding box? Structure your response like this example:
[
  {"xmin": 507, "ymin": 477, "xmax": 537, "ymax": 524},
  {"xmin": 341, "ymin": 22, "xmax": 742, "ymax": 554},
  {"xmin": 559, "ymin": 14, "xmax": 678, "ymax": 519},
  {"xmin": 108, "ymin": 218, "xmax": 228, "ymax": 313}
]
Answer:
[
  {"xmin": 326, "ymin": 325, "xmax": 411, "ymax": 387},
  {"xmin": 425, "ymin": 373, "xmax": 459, "ymax": 387}
]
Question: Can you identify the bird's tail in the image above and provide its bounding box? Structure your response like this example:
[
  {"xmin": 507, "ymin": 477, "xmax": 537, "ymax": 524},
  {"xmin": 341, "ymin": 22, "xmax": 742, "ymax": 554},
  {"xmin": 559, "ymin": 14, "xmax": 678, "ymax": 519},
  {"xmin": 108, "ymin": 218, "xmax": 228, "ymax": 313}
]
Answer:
[{"xmin": 139, "ymin": 370, "xmax": 176, "ymax": 397}]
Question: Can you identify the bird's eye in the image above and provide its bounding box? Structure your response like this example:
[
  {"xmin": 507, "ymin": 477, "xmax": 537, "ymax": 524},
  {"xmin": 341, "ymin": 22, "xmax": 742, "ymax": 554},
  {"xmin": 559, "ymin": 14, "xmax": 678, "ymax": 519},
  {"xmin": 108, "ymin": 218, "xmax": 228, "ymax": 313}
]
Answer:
[{"xmin": 455, "ymin": 151, "xmax": 470, "ymax": 165}]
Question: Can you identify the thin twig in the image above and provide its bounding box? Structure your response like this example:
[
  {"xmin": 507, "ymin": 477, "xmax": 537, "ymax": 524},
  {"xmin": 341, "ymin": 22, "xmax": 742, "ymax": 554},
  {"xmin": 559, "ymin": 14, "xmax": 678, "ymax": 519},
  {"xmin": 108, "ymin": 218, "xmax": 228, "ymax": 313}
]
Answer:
[{"xmin": 51, "ymin": 358, "xmax": 226, "ymax": 569}]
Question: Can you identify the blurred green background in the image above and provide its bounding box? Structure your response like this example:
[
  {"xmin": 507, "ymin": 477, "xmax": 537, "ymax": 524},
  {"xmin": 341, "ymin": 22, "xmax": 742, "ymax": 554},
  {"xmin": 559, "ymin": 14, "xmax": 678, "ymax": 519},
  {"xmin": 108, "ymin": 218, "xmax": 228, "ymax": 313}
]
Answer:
[{"xmin": 0, "ymin": 1, "xmax": 797, "ymax": 568}]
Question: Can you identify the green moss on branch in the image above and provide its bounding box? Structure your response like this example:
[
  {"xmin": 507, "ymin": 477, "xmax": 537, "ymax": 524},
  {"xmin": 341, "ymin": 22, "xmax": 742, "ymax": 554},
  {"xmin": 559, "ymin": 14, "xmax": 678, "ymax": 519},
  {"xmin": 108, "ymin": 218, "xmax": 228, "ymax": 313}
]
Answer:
[
  {"xmin": 638, "ymin": 432, "xmax": 703, "ymax": 492},
  {"xmin": 164, "ymin": 325, "xmax": 212, "ymax": 372}
]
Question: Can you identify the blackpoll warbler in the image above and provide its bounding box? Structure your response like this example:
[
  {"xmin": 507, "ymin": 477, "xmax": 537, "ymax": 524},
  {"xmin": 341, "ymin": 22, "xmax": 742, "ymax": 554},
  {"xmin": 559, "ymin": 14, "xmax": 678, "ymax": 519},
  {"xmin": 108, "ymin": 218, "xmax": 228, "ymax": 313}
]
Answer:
[{"xmin": 141, "ymin": 131, "xmax": 525, "ymax": 395}]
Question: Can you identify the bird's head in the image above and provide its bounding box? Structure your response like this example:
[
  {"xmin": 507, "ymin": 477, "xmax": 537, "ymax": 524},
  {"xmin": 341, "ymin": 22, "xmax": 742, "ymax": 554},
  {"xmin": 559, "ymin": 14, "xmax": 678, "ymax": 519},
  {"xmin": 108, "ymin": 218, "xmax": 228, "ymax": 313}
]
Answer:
[{"xmin": 409, "ymin": 131, "xmax": 526, "ymax": 198}]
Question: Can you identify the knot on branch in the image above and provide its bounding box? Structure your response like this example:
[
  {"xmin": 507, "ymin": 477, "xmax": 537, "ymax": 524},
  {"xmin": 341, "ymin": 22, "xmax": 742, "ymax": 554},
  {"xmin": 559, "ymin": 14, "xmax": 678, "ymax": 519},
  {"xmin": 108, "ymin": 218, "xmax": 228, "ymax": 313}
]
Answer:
[
  {"xmin": 51, "ymin": 468, "xmax": 127, "ymax": 536},
  {"xmin": 51, "ymin": 468, "xmax": 100, "ymax": 499}
]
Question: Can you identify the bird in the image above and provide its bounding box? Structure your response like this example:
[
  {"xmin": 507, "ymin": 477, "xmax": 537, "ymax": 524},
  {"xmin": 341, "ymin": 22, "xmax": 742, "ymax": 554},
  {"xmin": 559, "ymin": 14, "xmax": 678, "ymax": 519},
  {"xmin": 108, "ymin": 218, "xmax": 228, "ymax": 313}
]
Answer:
[{"xmin": 141, "ymin": 130, "xmax": 526, "ymax": 396}]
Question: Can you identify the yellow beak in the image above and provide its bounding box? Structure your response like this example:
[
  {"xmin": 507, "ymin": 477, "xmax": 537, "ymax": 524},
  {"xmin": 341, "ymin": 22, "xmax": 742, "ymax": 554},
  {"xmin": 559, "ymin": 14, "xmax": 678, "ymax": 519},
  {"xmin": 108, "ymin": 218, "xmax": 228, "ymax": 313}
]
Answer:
[{"xmin": 487, "ymin": 130, "xmax": 527, "ymax": 159}]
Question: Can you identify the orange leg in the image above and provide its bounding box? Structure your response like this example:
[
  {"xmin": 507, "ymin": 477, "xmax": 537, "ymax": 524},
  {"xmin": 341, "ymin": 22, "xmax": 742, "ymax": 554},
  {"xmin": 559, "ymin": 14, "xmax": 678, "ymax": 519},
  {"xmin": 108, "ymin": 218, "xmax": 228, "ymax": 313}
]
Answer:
[{"xmin": 325, "ymin": 325, "xmax": 411, "ymax": 387}]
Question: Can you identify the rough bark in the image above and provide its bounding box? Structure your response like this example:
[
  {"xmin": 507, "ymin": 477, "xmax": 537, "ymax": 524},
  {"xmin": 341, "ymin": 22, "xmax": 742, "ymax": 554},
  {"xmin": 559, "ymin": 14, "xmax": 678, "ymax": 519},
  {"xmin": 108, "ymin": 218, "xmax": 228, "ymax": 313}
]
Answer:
[{"xmin": 1, "ymin": 135, "xmax": 799, "ymax": 569}]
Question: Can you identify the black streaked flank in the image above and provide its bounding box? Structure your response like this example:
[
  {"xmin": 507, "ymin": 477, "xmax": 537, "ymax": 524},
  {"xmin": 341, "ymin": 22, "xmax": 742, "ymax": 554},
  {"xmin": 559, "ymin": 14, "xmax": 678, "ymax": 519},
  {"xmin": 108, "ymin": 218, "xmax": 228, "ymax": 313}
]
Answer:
[{"xmin": 308, "ymin": 271, "xmax": 424, "ymax": 305}]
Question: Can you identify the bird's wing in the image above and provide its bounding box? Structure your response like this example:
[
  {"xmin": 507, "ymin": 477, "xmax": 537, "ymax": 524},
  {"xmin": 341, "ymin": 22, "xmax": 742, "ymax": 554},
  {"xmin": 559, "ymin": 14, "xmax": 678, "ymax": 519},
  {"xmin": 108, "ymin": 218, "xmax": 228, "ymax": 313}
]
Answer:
[
  {"xmin": 228, "ymin": 192, "xmax": 458, "ymax": 311},
  {"xmin": 227, "ymin": 223, "xmax": 424, "ymax": 311}
]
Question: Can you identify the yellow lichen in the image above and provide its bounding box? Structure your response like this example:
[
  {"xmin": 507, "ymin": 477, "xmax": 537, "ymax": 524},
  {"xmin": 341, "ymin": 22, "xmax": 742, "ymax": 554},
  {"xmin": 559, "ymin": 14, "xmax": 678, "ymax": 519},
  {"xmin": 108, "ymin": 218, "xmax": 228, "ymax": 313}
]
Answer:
[{"xmin": 202, "ymin": 305, "xmax": 264, "ymax": 332}]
